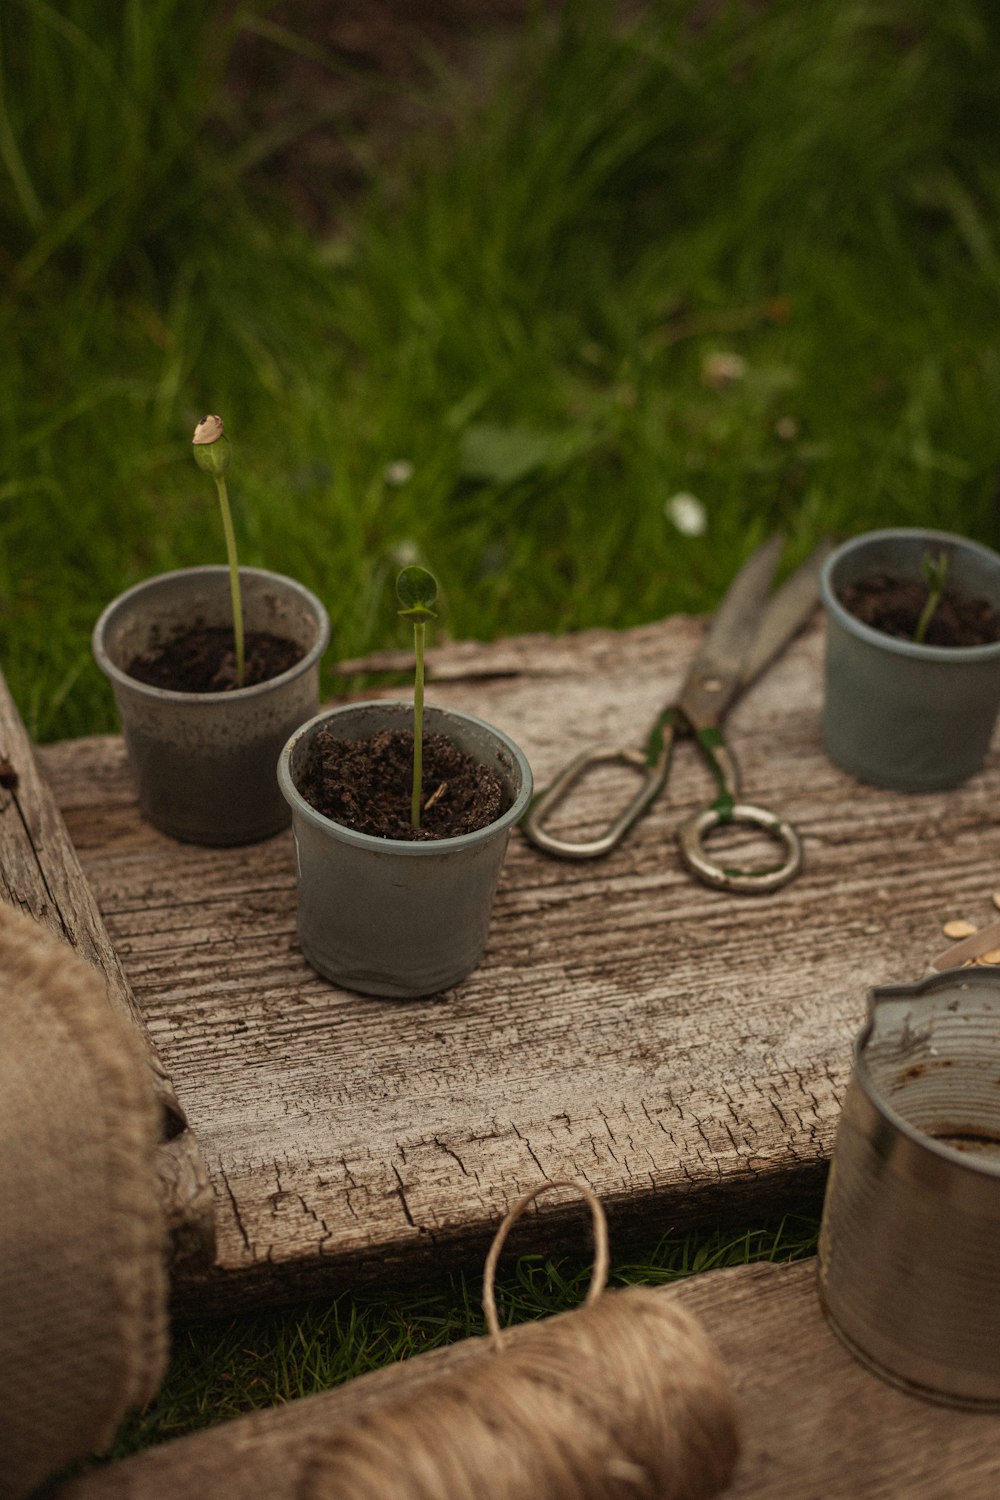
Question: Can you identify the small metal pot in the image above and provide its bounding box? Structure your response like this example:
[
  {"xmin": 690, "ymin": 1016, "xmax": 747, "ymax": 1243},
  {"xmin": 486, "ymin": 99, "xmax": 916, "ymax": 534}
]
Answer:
[
  {"xmin": 820, "ymin": 528, "xmax": 1000, "ymax": 790},
  {"xmin": 93, "ymin": 567, "xmax": 329, "ymax": 846},
  {"xmin": 277, "ymin": 701, "xmax": 533, "ymax": 998},
  {"xmin": 818, "ymin": 968, "xmax": 1000, "ymax": 1408}
]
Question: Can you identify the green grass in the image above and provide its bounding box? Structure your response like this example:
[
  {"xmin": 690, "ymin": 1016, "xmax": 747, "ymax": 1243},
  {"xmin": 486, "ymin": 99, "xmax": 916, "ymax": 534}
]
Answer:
[
  {"xmin": 108, "ymin": 1213, "xmax": 818, "ymax": 1459},
  {"xmin": 5, "ymin": 0, "xmax": 1000, "ymax": 740},
  {"xmin": 4, "ymin": 0, "xmax": 1000, "ymax": 1461}
]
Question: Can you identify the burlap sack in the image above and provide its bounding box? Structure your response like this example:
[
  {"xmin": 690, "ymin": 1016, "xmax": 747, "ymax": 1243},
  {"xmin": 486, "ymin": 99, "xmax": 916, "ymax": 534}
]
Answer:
[{"xmin": 0, "ymin": 903, "xmax": 168, "ymax": 1500}]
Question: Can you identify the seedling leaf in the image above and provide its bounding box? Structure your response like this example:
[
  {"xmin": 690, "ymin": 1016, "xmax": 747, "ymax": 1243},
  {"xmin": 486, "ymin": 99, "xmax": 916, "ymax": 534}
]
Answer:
[{"xmin": 396, "ymin": 565, "xmax": 438, "ymax": 619}]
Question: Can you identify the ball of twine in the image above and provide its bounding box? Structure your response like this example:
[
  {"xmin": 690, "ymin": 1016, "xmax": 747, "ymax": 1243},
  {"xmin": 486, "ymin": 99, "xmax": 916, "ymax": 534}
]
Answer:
[{"xmin": 303, "ymin": 1180, "xmax": 739, "ymax": 1500}]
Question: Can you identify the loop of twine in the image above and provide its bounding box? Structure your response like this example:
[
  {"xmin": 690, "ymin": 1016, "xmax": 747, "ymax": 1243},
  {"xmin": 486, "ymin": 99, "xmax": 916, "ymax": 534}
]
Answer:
[
  {"xmin": 303, "ymin": 1178, "xmax": 740, "ymax": 1500},
  {"xmin": 482, "ymin": 1179, "xmax": 610, "ymax": 1347}
]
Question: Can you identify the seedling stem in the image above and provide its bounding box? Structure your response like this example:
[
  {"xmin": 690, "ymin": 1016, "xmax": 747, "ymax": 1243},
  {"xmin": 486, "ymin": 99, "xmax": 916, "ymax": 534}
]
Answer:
[
  {"xmin": 396, "ymin": 566, "xmax": 439, "ymax": 830},
  {"xmin": 914, "ymin": 548, "xmax": 947, "ymax": 645},
  {"xmin": 193, "ymin": 415, "xmax": 244, "ymax": 687}
]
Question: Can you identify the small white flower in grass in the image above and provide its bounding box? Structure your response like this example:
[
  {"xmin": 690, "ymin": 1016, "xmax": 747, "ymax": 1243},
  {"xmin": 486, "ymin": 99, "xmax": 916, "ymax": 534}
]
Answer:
[
  {"xmin": 702, "ymin": 351, "xmax": 746, "ymax": 388},
  {"xmin": 383, "ymin": 459, "xmax": 414, "ymax": 487},
  {"xmin": 665, "ymin": 492, "xmax": 707, "ymax": 537},
  {"xmin": 774, "ymin": 416, "xmax": 799, "ymax": 441},
  {"xmin": 389, "ymin": 539, "xmax": 421, "ymax": 569}
]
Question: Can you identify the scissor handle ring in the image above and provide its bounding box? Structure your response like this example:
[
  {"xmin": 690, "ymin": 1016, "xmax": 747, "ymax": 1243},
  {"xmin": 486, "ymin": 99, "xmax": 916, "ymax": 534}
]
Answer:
[
  {"xmin": 677, "ymin": 802, "xmax": 802, "ymax": 894},
  {"xmin": 522, "ymin": 747, "xmax": 670, "ymax": 859}
]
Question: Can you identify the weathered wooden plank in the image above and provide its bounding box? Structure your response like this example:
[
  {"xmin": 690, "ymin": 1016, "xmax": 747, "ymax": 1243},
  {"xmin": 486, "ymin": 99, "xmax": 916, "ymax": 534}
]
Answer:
[
  {"xmin": 51, "ymin": 1257, "xmax": 1000, "ymax": 1499},
  {"xmin": 0, "ymin": 666, "xmax": 214, "ymax": 1272},
  {"xmin": 332, "ymin": 624, "xmax": 659, "ymax": 681},
  {"xmin": 38, "ymin": 614, "xmax": 1000, "ymax": 1311}
]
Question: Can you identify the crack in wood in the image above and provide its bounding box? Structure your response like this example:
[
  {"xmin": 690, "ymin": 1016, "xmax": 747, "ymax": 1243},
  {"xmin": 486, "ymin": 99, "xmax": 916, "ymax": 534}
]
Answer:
[
  {"xmin": 2, "ymin": 776, "xmax": 74, "ymax": 950},
  {"xmin": 433, "ymin": 1139, "xmax": 471, "ymax": 1177},
  {"xmin": 392, "ymin": 1165, "xmax": 416, "ymax": 1230},
  {"xmin": 511, "ymin": 1121, "xmax": 548, "ymax": 1180},
  {"xmin": 219, "ymin": 1166, "xmax": 253, "ymax": 1257}
]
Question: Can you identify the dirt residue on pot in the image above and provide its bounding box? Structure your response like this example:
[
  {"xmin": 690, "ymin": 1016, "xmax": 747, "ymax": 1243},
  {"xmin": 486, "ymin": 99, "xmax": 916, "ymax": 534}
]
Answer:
[
  {"xmin": 297, "ymin": 727, "xmax": 506, "ymax": 839},
  {"xmin": 839, "ymin": 573, "xmax": 1000, "ymax": 647},
  {"xmin": 127, "ymin": 627, "xmax": 303, "ymax": 691}
]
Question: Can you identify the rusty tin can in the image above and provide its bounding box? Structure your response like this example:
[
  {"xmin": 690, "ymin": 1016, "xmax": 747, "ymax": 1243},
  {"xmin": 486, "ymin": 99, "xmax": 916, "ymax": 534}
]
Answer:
[{"xmin": 818, "ymin": 967, "xmax": 1000, "ymax": 1408}]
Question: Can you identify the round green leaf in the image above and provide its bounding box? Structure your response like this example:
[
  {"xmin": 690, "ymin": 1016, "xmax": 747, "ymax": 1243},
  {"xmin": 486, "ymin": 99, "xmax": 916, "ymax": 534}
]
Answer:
[{"xmin": 395, "ymin": 565, "xmax": 438, "ymax": 618}]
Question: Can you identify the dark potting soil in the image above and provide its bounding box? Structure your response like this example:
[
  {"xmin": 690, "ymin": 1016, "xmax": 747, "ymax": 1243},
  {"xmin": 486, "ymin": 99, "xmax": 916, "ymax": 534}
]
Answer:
[
  {"xmin": 297, "ymin": 727, "xmax": 506, "ymax": 840},
  {"xmin": 126, "ymin": 626, "xmax": 303, "ymax": 692},
  {"xmin": 839, "ymin": 573, "xmax": 1000, "ymax": 648}
]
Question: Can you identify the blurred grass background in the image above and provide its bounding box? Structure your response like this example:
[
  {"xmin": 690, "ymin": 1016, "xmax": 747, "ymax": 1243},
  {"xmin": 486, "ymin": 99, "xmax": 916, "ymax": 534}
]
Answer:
[
  {"xmin": 5, "ymin": 0, "xmax": 1000, "ymax": 745},
  {"xmin": 4, "ymin": 0, "xmax": 1000, "ymax": 1459}
]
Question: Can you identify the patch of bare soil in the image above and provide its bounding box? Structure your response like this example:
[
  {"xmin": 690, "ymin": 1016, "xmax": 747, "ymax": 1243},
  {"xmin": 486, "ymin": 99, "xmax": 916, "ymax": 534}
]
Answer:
[
  {"xmin": 297, "ymin": 726, "xmax": 505, "ymax": 838},
  {"xmin": 839, "ymin": 574, "xmax": 1000, "ymax": 647},
  {"xmin": 126, "ymin": 627, "xmax": 302, "ymax": 692}
]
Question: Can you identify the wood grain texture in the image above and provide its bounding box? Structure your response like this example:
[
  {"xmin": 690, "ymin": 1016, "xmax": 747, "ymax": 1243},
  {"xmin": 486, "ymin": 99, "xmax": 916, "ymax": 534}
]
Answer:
[
  {"xmin": 38, "ymin": 614, "xmax": 1000, "ymax": 1311},
  {"xmin": 0, "ymin": 666, "xmax": 214, "ymax": 1271},
  {"xmin": 52, "ymin": 1257, "xmax": 1000, "ymax": 1499}
]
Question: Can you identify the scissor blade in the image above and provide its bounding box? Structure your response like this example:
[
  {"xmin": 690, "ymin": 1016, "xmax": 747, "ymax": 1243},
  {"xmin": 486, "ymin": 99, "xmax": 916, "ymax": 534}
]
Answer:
[
  {"xmin": 676, "ymin": 534, "xmax": 785, "ymax": 716},
  {"xmin": 738, "ymin": 538, "xmax": 833, "ymax": 688}
]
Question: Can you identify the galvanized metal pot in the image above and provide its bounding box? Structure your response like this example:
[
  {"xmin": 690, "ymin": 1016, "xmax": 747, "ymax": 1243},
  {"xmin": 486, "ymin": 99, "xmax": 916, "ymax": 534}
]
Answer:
[
  {"xmin": 93, "ymin": 566, "xmax": 329, "ymax": 846},
  {"xmin": 277, "ymin": 701, "xmax": 533, "ymax": 998},
  {"xmin": 820, "ymin": 529, "xmax": 1000, "ymax": 790},
  {"xmin": 818, "ymin": 968, "xmax": 1000, "ymax": 1408}
]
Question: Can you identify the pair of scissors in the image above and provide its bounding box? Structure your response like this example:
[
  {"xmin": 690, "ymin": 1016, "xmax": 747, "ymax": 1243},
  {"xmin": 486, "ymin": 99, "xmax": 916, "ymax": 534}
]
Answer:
[{"xmin": 522, "ymin": 535, "xmax": 830, "ymax": 892}]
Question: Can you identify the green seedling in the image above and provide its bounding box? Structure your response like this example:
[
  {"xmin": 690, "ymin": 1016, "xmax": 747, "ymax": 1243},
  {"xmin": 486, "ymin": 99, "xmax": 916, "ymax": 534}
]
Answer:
[
  {"xmin": 192, "ymin": 414, "xmax": 244, "ymax": 687},
  {"xmin": 914, "ymin": 548, "xmax": 948, "ymax": 645},
  {"xmin": 395, "ymin": 565, "xmax": 438, "ymax": 830}
]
